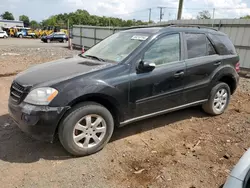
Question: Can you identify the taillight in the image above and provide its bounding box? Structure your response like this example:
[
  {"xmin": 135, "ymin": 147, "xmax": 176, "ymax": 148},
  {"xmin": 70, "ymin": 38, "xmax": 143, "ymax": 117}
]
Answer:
[{"xmin": 236, "ymin": 62, "xmax": 240, "ymax": 72}]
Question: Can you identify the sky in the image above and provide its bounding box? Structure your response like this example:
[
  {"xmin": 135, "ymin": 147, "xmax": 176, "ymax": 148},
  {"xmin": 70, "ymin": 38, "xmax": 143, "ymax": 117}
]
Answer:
[{"xmin": 0, "ymin": 0, "xmax": 250, "ymax": 22}]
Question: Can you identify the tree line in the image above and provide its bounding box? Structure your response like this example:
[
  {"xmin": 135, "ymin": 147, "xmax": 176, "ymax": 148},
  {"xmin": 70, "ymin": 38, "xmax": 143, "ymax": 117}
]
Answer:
[
  {"xmin": 0, "ymin": 10, "xmax": 149, "ymax": 29},
  {"xmin": 1, "ymin": 10, "xmax": 250, "ymax": 29}
]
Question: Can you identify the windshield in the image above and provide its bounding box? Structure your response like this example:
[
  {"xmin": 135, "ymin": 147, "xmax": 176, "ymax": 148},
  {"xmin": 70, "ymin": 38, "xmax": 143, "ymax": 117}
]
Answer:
[{"xmin": 83, "ymin": 32, "xmax": 149, "ymax": 62}]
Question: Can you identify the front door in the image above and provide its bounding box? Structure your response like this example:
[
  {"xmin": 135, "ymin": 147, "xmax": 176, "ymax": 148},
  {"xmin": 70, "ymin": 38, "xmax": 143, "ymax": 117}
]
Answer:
[{"xmin": 129, "ymin": 33, "xmax": 186, "ymax": 118}]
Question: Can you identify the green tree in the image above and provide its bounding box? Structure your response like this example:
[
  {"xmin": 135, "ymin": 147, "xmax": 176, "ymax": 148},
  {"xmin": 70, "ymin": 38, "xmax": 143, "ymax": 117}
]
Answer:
[
  {"xmin": 197, "ymin": 10, "xmax": 211, "ymax": 19},
  {"xmin": 40, "ymin": 9, "xmax": 148, "ymax": 28},
  {"xmin": 19, "ymin": 15, "xmax": 30, "ymax": 27},
  {"xmin": 30, "ymin": 20, "xmax": 40, "ymax": 29},
  {"xmin": 1, "ymin": 11, "xmax": 14, "ymax": 20},
  {"xmin": 241, "ymin": 15, "xmax": 250, "ymax": 19}
]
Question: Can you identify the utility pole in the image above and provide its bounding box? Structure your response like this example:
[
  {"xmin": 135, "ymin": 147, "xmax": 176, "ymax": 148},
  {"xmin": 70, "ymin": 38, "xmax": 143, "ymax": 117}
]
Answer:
[
  {"xmin": 148, "ymin": 8, "xmax": 152, "ymax": 23},
  {"xmin": 158, "ymin": 7, "xmax": 166, "ymax": 22},
  {"xmin": 212, "ymin": 8, "xmax": 215, "ymax": 27},
  {"xmin": 177, "ymin": 0, "xmax": 184, "ymax": 20}
]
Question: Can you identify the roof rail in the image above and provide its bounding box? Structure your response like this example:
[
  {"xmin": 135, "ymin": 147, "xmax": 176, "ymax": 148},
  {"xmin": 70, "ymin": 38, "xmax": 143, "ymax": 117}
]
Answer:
[{"xmin": 168, "ymin": 24, "xmax": 218, "ymax": 31}]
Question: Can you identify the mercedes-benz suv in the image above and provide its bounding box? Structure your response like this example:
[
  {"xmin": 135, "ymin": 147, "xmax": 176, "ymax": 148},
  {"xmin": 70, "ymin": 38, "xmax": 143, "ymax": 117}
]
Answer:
[{"xmin": 8, "ymin": 26, "xmax": 240, "ymax": 156}]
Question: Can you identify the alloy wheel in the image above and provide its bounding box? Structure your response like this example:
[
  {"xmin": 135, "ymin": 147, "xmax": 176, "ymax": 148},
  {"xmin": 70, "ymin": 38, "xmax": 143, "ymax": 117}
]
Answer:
[{"xmin": 73, "ymin": 114, "xmax": 107, "ymax": 149}]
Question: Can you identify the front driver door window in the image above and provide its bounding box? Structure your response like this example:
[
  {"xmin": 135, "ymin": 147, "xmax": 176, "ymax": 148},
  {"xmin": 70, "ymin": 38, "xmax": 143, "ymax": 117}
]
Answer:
[
  {"xmin": 143, "ymin": 34, "xmax": 180, "ymax": 66},
  {"xmin": 129, "ymin": 33, "xmax": 186, "ymax": 117}
]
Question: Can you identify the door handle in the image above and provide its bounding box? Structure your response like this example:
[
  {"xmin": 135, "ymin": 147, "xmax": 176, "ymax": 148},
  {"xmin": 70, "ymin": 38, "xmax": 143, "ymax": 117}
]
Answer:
[
  {"xmin": 174, "ymin": 71, "xmax": 184, "ymax": 77},
  {"xmin": 214, "ymin": 62, "xmax": 221, "ymax": 66}
]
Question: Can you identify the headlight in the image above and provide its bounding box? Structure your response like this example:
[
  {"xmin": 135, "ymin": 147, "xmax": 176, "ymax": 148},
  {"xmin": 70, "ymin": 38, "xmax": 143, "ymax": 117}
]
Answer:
[{"xmin": 24, "ymin": 87, "xmax": 58, "ymax": 105}]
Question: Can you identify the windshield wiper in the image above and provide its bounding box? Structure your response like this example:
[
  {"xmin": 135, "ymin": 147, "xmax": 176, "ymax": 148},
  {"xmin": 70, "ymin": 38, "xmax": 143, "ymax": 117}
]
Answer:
[{"xmin": 84, "ymin": 55, "xmax": 106, "ymax": 62}]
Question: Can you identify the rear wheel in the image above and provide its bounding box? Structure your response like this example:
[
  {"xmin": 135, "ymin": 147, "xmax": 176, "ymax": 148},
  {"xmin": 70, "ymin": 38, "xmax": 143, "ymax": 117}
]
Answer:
[
  {"xmin": 47, "ymin": 39, "xmax": 51, "ymax": 43},
  {"xmin": 58, "ymin": 102, "xmax": 114, "ymax": 156},
  {"xmin": 4, "ymin": 36, "xmax": 7, "ymax": 39},
  {"xmin": 202, "ymin": 82, "xmax": 231, "ymax": 115},
  {"xmin": 63, "ymin": 39, "xmax": 66, "ymax": 43},
  {"xmin": 19, "ymin": 34, "xmax": 23, "ymax": 38}
]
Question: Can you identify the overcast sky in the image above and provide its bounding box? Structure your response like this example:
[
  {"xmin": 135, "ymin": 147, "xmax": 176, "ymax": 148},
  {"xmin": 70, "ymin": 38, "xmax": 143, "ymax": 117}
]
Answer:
[{"xmin": 0, "ymin": 0, "xmax": 250, "ymax": 22}]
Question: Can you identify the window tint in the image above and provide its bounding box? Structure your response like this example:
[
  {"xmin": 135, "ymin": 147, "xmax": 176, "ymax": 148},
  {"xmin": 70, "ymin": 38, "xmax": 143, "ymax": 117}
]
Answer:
[
  {"xmin": 185, "ymin": 33, "xmax": 207, "ymax": 59},
  {"xmin": 208, "ymin": 34, "xmax": 236, "ymax": 55},
  {"xmin": 144, "ymin": 34, "xmax": 180, "ymax": 66},
  {"xmin": 0, "ymin": 31, "xmax": 4, "ymax": 34}
]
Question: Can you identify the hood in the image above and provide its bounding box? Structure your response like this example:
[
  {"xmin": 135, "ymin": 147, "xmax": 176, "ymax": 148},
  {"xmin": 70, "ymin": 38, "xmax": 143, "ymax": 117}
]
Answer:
[{"xmin": 15, "ymin": 55, "xmax": 114, "ymax": 86}]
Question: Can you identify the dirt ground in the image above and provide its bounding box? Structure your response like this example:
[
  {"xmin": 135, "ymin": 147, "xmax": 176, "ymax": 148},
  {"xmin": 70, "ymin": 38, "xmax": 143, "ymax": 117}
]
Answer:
[{"xmin": 0, "ymin": 38, "xmax": 250, "ymax": 188}]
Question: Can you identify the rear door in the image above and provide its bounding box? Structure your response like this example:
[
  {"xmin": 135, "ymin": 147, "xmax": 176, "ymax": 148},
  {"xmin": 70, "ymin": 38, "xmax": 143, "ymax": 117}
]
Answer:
[
  {"xmin": 129, "ymin": 33, "xmax": 186, "ymax": 117},
  {"xmin": 183, "ymin": 33, "xmax": 222, "ymax": 103},
  {"xmin": 51, "ymin": 33, "xmax": 56, "ymax": 41}
]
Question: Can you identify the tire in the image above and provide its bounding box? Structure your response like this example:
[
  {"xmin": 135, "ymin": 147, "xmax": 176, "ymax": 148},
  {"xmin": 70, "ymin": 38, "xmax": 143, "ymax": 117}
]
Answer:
[
  {"xmin": 19, "ymin": 34, "xmax": 23, "ymax": 38},
  {"xmin": 63, "ymin": 39, "xmax": 66, "ymax": 43},
  {"xmin": 202, "ymin": 82, "xmax": 231, "ymax": 115},
  {"xmin": 4, "ymin": 36, "xmax": 7, "ymax": 39},
  {"xmin": 47, "ymin": 39, "xmax": 50, "ymax": 43},
  {"xmin": 58, "ymin": 102, "xmax": 114, "ymax": 156}
]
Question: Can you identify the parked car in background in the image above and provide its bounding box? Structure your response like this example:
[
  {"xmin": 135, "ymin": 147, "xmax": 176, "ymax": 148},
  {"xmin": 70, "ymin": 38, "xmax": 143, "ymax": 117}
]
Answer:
[
  {"xmin": 15, "ymin": 28, "xmax": 36, "ymax": 38},
  {"xmin": 0, "ymin": 31, "xmax": 8, "ymax": 38},
  {"xmin": 223, "ymin": 149, "xmax": 250, "ymax": 188},
  {"xmin": 9, "ymin": 26, "xmax": 239, "ymax": 156},
  {"xmin": 41, "ymin": 32, "xmax": 68, "ymax": 43}
]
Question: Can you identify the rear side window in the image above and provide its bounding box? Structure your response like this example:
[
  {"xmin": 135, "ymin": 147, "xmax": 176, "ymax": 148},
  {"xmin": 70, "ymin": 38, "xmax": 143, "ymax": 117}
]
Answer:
[
  {"xmin": 185, "ymin": 33, "xmax": 207, "ymax": 59},
  {"xmin": 208, "ymin": 34, "xmax": 236, "ymax": 55}
]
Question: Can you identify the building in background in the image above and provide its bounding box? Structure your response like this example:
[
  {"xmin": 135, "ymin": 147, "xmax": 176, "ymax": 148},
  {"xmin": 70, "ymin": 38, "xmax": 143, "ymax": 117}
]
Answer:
[{"xmin": 0, "ymin": 20, "xmax": 24, "ymax": 30}]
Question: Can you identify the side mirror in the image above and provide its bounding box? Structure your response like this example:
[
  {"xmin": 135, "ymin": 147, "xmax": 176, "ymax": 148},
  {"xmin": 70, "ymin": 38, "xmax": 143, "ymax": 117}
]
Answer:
[{"xmin": 137, "ymin": 60, "xmax": 156, "ymax": 73}]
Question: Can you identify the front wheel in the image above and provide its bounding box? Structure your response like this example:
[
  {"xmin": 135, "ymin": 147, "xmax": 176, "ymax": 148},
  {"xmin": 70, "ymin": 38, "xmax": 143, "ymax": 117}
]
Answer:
[
  {"xmin": 58, "ymin": 102, "xmax": 114, "ymax": 156},
  {"xmin": 47, "ymin": 39, "xmax": 50, "ymax": 43},
  {"xmin": 202, "ymin": 82, "xmax": 231, "ymax": 115}
]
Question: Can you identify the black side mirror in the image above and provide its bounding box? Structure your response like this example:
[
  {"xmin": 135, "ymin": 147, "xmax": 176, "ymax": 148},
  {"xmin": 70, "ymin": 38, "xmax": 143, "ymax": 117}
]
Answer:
[{"xmin": 137, "ymin": 60, "xmax": 156, "ymax": 73}]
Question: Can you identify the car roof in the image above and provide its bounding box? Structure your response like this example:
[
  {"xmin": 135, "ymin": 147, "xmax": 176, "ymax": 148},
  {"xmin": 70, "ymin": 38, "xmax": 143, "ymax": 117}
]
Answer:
[
  {"xmin": 53, "ymin": 32, "xmax": 66, "ymax": 34},
  {"xmin": 121, "ymin": 27, "xmax": 163, "ymax": 34},
  {"xmin": 123, "ymin": 25, "xmax": 226, "ymax": 36}
]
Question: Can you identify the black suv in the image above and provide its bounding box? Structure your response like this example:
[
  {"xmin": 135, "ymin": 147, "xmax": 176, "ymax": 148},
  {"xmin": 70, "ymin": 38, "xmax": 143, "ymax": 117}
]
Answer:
[
  {"xmin": 8, "ymin": 26, "xmax": 240, "ymax": 156},
  {"xmin": 41, "ymin": 32, "xmax": 68, "ymax": 43}
]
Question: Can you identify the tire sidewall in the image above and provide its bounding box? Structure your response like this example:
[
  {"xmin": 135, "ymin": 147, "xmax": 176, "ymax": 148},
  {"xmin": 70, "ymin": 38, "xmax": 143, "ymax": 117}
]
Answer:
[
  {"xmin": 59, "ymin": 103, "xmax": 114, "ymax": 156},
  {"xmin": 209, "ymin": 83, "xmax": 231, "ymax": 115}
]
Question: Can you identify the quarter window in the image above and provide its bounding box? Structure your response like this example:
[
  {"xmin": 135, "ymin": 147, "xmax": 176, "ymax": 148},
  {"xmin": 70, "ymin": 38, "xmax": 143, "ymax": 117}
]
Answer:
[
  {"xmin": 144, "ymin": 34, "xmax": 180, "ymax": 66},
  {"xmin": 207, "ymin": 38, "xmax": 216, "ymax": 55}
]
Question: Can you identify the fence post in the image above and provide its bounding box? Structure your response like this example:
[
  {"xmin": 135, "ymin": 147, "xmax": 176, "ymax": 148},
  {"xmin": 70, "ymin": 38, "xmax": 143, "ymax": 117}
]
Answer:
[
  {"xmin": 94, "ymin": 28, "xmax": 97, "ymax": 45},
  {"xmin": 80, "ymin": 27, "xmax": 82, "ymax": 48}
]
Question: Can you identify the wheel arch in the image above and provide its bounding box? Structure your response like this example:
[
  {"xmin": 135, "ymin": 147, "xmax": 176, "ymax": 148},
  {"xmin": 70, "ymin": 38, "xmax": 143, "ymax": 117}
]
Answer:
[
  {"xmin": 53, "ymin": 93, "xmax": 122, "ymax": 140},
  {"xmin": 68, "ymin": 93, "xmax": 121, "ymax": 124},
  {"xmin": 218, "ymin": 74, "xmax": 237, "ymax": 94},
  {"xmin": 210, "ymin": 66, "xmax": 238, "ymax": 95}
]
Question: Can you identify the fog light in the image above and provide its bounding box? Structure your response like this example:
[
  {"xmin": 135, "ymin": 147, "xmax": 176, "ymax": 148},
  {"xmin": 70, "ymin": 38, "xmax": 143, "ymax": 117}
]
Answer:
[{"xmin": 21, "ymin": 114, "xmax": 39, "ymax": 125}]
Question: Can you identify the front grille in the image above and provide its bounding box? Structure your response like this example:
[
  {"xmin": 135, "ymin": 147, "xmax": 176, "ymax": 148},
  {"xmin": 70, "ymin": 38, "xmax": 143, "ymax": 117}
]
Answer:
[{"xmin": 10, "ymin": 82, "xmax": 28, "ymax": 104}]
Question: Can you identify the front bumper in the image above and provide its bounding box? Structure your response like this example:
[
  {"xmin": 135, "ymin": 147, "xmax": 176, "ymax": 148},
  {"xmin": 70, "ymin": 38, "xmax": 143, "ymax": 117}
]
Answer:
[{"xmin": 8, "ymin": 100, "xmax": 69, "ymax": 142}]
